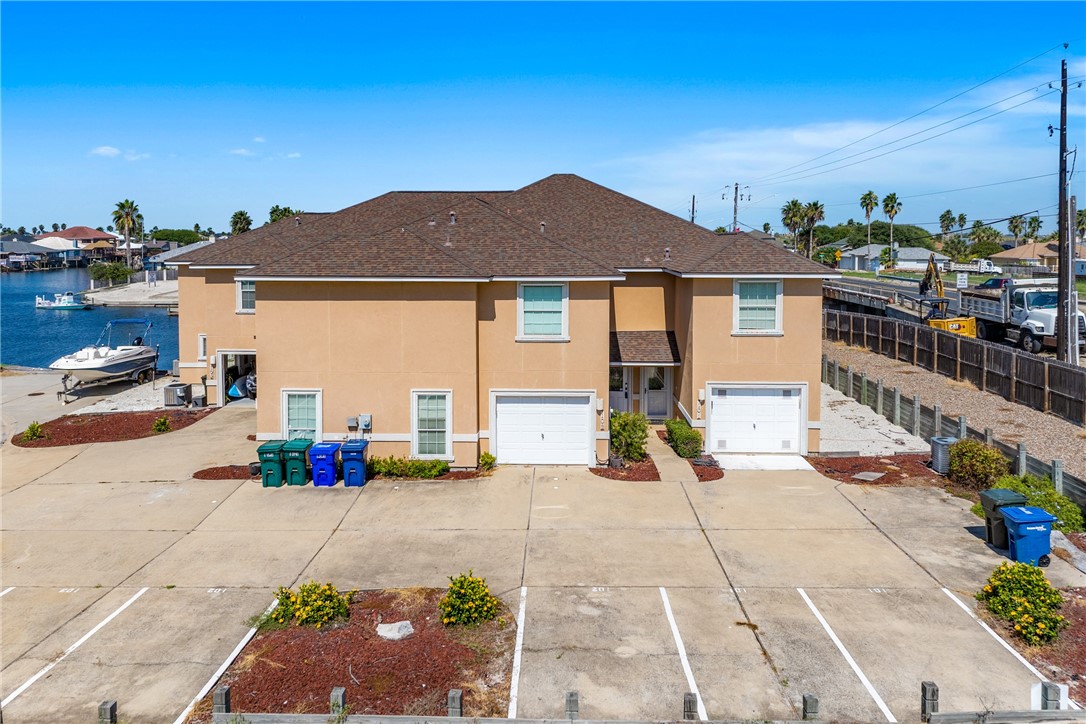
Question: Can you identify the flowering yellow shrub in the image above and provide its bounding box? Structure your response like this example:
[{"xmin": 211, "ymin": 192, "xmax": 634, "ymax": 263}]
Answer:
[
  {"xmin": 269, "ymin": 581, "xmax": 355, "ymax": 629},
  {"xmin": 439, "ymin": 570, "xmax": 500, "ymax": 626},
  {"xmin": 976, "ymin": 562, "xmax": 1066, "ymax": 645}
]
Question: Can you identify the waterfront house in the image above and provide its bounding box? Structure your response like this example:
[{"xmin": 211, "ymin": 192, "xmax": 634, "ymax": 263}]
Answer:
[{"xmin": 169, "ymin": 174, "xmax": 835, "ymax": 465}]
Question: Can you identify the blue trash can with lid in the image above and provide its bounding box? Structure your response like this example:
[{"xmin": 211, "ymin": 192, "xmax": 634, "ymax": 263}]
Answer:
[
  {"xmin": 309, "ymin": 442, "xmax": 342, "ymax": 487},
  {"xmin": 1000, "ymin": 506, "xmax": 1057, "ymax": 566},
  {"xmin": 341, "ymin": 439, "xmax": 369, "ymax": 487}
]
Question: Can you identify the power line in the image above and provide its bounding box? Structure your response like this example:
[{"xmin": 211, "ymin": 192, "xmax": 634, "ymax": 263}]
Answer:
[{"xmin": 822, "ymin": 173, "xmax": 1057, "ymax": 208}]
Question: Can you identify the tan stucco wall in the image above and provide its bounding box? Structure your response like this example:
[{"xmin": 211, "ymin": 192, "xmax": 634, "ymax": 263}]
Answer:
[
  {"xmin": 611, "ymin": 273, "xmax": 675, "ymax": 331},
  {"xmin": 176, "ymin": 268, "xmax": 257, "ymax": 387}
]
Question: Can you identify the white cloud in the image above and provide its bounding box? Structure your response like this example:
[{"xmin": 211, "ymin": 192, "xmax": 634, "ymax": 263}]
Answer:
[
  {"xmin": 230, "ymin": 148, "xmax": 255, "ymax": 156},
  {"xmin": 253, "ymin": 136, "xmax": 266, "ymax": 143},
  {"xmin": 124, "ymin": 151, "xmax": 150, "ymax": 161},
  {"xmin": 90, "ymin": 145, "xmax": 121, "ymax": 157},
  {"xmin": 286, "ymin": 152, "xmax": 302, "ymax": 159}
]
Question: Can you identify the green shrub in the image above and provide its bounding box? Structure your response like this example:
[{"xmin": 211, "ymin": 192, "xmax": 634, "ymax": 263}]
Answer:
[
  {"xmin": 267, "ymin": 581, "xmax": 354, "ymax": 629},
  {"xmin": 991, "ymin": 474, "xmax": 1085, "ymax": 533},
  {"xmin": 610, "ymin": 411, "xmax": 648, "ymax": 462},
  {"xmin": 948, "ymin": 439, "xmax": 1009, "ymax": 490},
  {"xmin": 439, "ymin": 570, "xmax": 501, "ymax": 626},
  {"xmin": 151, "ymin": 415, "xmax": 171, "ymax": 433},
  {"xmin": 478, "ymin": 451, "xmax": 496, "ymax": 471},
  {"xmin": 89, "ymin": 261, "xmax": 134, "ymax": 283},
  {"xmin": 367, "ymin": 455, "xmax": 449, "ymax": 479},
  {"xmin": 976, "ymin": 562, "xmax": 1067, "ymax": 645},
  {"xmin": 21, "ymin": 420, "xmax": 47, "ymax": 441},
  {"xmin": 664, "ymin": 418, "xmax": 703, "ymax": 458}
]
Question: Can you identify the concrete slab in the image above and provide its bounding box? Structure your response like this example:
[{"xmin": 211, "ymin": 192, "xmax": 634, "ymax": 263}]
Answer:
[
  {"xmin": 1, "ymin": 530, "xmax": 185, "ymax": 587},
  {"xmin": 0, "ymin": 444, "xmax": 89, "ymax": 492},
  {"xmin": 738, "ymin": 587, "xmax": 885, "ymax": 723},
  {"xmin": 516, "ymin": 586, "xmax": 688, "ymax": 720},
  {"xmin": 302, "ymin": 529, "xmax": 527, "ymax": 595},
  {"xmin": 2, "ymin": 479, "xmax": 240, "ymax": 531},
  {"xmin": 525, "ymin": 530, "xmax": 727, "ymax": 588},
  {"xmin": 819, "ymin": 384, "xmax": 930, "ymax": 456},
  {"xmin": 530, "ymin": 478, "xmax": 699, "ymax": 530},
  {"xmin": 806, "ymin": 587, "xmax": 1042, "ymax": 719},
  {"xmin": 125, "ymin": 530, "xmax": 331, "ymax": 588},
  {"xmin": 0, "ymin": 370, "xmax": 105, "ymax": 444},
  {"xmin": 0, "ymin": 586, "xmax": 110, "ymax": 667},
  {"xmin": 684, "ymin": 472, "xmax": 871, "ymax": 530},
  {"xmin": 198, "ymin": 480, "xmax": 362, "ymax": 531},
  {"xmin": 663, "ymin": 587, "xmax": 795, "ymax": 720},
  {"xmin": 714, "ymin": 454, "xmax": 815, "ymax": 471},
  {"xmin": 707, "ymin": 529, "xmax": 936, "ymax": 589},
  {"xmin": 645, "ymin": 431, "xmax": 697, "ymax": 483},
  {"xmin": 838, "ymin": 484, "xmax": 976, "ymax": 528},
  {"xmin": 339, "ymin": 468, "xmax": 532, "ymax": 531}
]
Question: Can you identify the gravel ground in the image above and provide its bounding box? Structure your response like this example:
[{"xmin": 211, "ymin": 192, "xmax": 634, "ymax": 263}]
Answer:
[
  {"xmin": 824, "ymin": 339, "xmax": 1086, "ymax": 480},
  {"xmin": 75, "ymin": 376, "xmax": 183, "ymax": 414}
]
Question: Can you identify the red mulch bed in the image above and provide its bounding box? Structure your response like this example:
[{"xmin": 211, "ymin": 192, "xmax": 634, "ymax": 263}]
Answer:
[
  {"xmin": 690, "ymin": 459, "xmax": 724, "ymax": 481},
  {"xmin": 370, "ymin": 469, "xmax": 491, "ymax": 482},
  {"xmin": 590, "ymin": 457, "xmax": 661, "ymax": 481},
  {"xmin": 187, "ymin": 588, "xmax": 515, "ymax": 722},
  {"xmin": 246, "ymin": 434, "xmax": 257, "ymax": 442},
  {"xmin": 194, "ymin": 465, "xmax": 254, "ymax": 480},
  {"xmin": 12, "ymin": 409, "xmax": 214, "ymax": 447},
  {"xmin": 656, "ymin": 429, "xmax": 668, "ymax": 442},
  {"xmin": 1066, "ymin": 532, "xmax": 1086, "ymax": 556},
  {"xmin": 807, "ymin": 453, "xmax": 944, "ymax": 486}
]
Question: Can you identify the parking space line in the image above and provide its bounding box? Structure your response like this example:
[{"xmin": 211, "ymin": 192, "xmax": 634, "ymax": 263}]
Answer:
[
  {"xmin": 941, "ymin": 588, "xmax": 1081, "ymax": 710},
  {"xmin": 1, "ymin": 587, "xmax": 148, "ymax": 708},
  {"xmin": 659, "ymin": 587, "xmax": 707, "ymax": 721},
  {"xmin": 173, "ymin": 597, "xmax": 279, "ymax": 724},
  {"xmin": 797, "ymin": 588, "xmax": 897, "ymax": 723},
  {"xmin": 0, "ymin": 586, "xmax": 13, "ymax": 597},
  {"xmin": 507, "ymin": 586, "xmax": 528, "ymax": 719}
]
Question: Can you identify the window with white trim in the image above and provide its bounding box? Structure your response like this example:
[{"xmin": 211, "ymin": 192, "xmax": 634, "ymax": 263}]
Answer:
[
  {"xmin": 197, "ymin": 334, "xmax": 208, "ymax": 361},
  {"xmin": 236, "ymin": 280, "xmax": 256, "ymax": 313},
  {"xmin": 733, "ymin": 280, "xmax": 783, "ymax": 334},
  {"xmin": 412, "ymin": 390, "xmax": 452, "ymax": 458},
  {"xmin": 517, "ymin": 282, "xmax": 568, "ymax": 340},
  {"xmin": 282, "ymin": 390, "xmax": 321, "ymax": 441}
]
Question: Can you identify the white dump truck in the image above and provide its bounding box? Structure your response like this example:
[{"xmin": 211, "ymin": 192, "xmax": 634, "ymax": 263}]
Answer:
[
  {"xmin": 944, "ymin": 259, "xmax": 1003, "ymax": 274},
  {"xmin": 960, "ymin": 281, "xmax": 1086, "ymax": 353}
]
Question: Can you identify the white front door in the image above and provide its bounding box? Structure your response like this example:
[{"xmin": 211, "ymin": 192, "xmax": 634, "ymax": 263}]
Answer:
[
  {"xmin": 609, "ymin": 368, "xmax": 629, "ymax": 413},
  {"xmin": 641, "ymin": 366, "xmax": 671, "ymax": 419},
  {"xmin": 709, "ymin": 386, "xmax": 803, "ymax": 454},
  {"xmin": 494, "ymin": 394, "xmax": 593, "ymax": 465}
]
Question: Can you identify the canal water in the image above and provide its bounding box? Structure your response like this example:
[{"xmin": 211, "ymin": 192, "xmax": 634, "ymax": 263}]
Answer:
[{"xmin": 0, "ymin": 268, "xmax": 179, "ymax": 369}]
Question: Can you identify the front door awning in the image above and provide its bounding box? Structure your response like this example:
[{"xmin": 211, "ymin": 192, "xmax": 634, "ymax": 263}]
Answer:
[{"xmin": 609, "ymin": 330, "xmax": 681, "ymax": 366}]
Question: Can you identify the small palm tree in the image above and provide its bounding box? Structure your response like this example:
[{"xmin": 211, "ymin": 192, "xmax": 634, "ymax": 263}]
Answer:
[
  {"xmin": 804, "ymin": 201, "xmax": 825, "ymax": 259},
  {"xmin": 230, "ymin": 210, "xmax": 253, "ymax": 236},
  {"xmin": 956, "ymin": 213, "xmax": 967, "ymax": 240},
  {"xmin": 762, "ymin": 222, "xmax": 771, "ymax": 234},
  {"xmin": 781, "ymin": 199, "xmax": 804, "ymax": 251},
  {"xmin": 939, "ymin": 210, "xmax": 955, "ymax": 242},
  {"xmin": 1008, "ymin": 215, "xmax": 1024, "ymax": 246},
  {"xmin": 1026, "ymin": 216, "xmax": 1043, "ymax": 240},
  {"xmin": 882, "ymin": 193, "xmax": 902, "ymax": 263},
  {"xmin": 860, "ymin": 191, "xmax": 879, "ymax": 247},
  {"xmin": 111, "ymin": 199, "xmax": 140, "ymax": 267}
]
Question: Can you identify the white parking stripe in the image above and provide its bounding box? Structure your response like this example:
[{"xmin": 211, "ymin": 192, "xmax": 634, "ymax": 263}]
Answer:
[
  {"xmin": 1, "ymin": 587, "xmax": 148, "ymax": 708},
  {"xmin": 941, "ymin": 588, "xmax": 1082, "ymax": 710},
  {"xmin": 0, "ymin": 587, "xmax": 14, "ymax": 597},
  {"xmin": 173, "ymin": 597, "xmax": 279, "ymax": 724},
  {"xmin": 660, "ymin": 587, "xmax": 707, "ymax": 721},
  {"xmin": 507, "ymin": 586, "xmax": 528, "ymax": 719},
  {"xmin": 798, "ymin": 588, "xmax": 897, "ymax": 723}
]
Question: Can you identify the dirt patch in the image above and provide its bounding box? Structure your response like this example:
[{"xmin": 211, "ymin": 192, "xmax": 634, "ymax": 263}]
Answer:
[
  {"xmin": 194, "ymin": 465, "xmax": 254, "ymax": 480},
  {"xmin": 1066, "ymin": 532, "xmax": 1086, "ymax": 556},
  {"xmin": 808, "ymin": 453, "xmax": 945, "ymax": 487},
  {"xmin": 656, "ymin": 429, "xmax": 668, "ymax": 442},
  {"xmin": 186, "ymin": 588, "xmax": 514, "ymax": 722},
  {"xmin": 590, "ymin": 457, "xmax": 661, "ymax": 481},
  {"xmin": 690, "ymin": 459, "xmax": 724, "ymax": 482},
  {"xmin": 11, "ymin": 408, "xmax": 214, "ymax": 447}
]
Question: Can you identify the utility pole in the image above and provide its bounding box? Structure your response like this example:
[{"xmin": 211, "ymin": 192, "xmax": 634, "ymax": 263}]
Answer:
[
  {"xmin": 1057, "ymin": 56, "xmax": 1071, "ymax": 362},
  {"xmin": 690, "ymin": 195, "xmax": 696, "ymax": 224},
  {"xmin": 725, "ymin": 183, "xmax": 749, "ymax": 232},
  {"xmin": 1069, "ymin": 194, "xmax": 1080, "ymax": 365}
]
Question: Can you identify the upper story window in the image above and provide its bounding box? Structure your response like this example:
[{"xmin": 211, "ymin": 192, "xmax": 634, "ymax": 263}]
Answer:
[
  {"xmin": 733, "ymin": 280, "xmax": 783, "ymax": 335},
  {"xmin": 518, "ymin": 282, "xmax": 569, "ymax": 341},
  {"xmin": 237, "ymin": 280, "xmax": 256, "ymax": 313}
]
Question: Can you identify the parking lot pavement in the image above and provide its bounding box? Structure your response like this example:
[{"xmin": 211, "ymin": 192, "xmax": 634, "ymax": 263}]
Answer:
[
  {"xmin": 529, "ymin": 474, "xmax": 700, "ymax": 530},
  {"xmin": 2, "ymin": 530, "xmax": 187, "ymax": 588},
  {"xmin": 0, "ymin": 444, "xmax": 88, "ymax": 494}
]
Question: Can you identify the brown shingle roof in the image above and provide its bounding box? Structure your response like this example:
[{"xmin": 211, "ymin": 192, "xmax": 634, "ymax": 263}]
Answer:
[
  {"xmin": 610, "ymin": 331, "xmax": 682, "ymax": 365},
  {"xmin": 37, "ymin": 226, "xmax": 114, "ymax": 242}
]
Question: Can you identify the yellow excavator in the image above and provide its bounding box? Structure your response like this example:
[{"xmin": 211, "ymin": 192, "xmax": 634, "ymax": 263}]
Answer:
[{"xmin": 917, "ymin": 253, "xmax": 976, "ymax": 337}]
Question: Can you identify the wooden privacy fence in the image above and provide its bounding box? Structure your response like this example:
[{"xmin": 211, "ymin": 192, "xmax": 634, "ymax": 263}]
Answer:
[
  {"xmin": 823, "ymin": 356, "xmax": 1086, "ymax": 512},
  {"xmin": 823, "ymin": 310, "xmax": 1086, "ymax": 426}
]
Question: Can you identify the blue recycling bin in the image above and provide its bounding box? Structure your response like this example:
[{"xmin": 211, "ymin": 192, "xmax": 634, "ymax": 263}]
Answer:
[
  {"xmin": 309, "ymin": 442, "xmax": 342, "ymax": 487},
  {"xmin": 341, "ymin": 439, "xmax": 369, "ymax": 487},
  {"xmin": 1000, "ymin": 506, "xmax": 1057, "ymax": 566}
]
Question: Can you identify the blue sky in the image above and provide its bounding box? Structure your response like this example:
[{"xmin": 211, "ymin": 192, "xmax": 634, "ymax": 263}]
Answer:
[{"xmin": 3, "ymin": 1, "xmax": 1085, "ymax": 237}]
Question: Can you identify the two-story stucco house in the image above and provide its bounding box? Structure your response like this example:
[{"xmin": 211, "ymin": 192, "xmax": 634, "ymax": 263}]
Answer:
[{"xmin": 169, "ymin": 174, "xmax": 834, "ymax": 466}]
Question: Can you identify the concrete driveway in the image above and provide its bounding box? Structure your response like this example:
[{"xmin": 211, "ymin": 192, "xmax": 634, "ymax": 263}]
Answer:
[{"xmin": 2, "ymin": 404, "xmax": 1084, "ymax": 722}]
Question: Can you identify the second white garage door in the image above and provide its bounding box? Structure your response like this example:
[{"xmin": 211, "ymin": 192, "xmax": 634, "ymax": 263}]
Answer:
[
  {"xmin": 493, "ymin": 394, "xmax": 593, "ymax": 465},
  {"xmin": 709, "ymin": 386, "xmax": 803, "ymax": 454}
]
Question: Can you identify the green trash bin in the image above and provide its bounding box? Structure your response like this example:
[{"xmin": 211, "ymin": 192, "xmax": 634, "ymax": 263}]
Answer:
[
  {"xmin": 979, "ymin": 488, "xmax": 1029, "ymax": 549},
  {"xmin": 283, "ymin": 439, "xmax": 313, "ymax": 486},
  {"xmin": 257, "ymin": 440, "xmax": 287, "ymax": 488}
]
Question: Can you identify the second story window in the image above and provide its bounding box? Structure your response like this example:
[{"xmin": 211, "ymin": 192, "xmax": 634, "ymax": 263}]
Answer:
[
  {"xmin": 518, "ymin": 282, "xmax": 568, "ymax": 341},
  {"xmin": 237, "ymin": 280, "xmax": 256, "ymax": 313},
  {"xmin": 734, "ymin": 280, "xmax": 782, "ymax": 334}
]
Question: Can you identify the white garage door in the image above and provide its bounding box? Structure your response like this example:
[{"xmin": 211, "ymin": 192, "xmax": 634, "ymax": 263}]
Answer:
[
  {"xmin": 494, "ymin": 394, "xmax": 593, "ymax": 465},
  {"xmin": 709, "ymin": 387, "xmax": 802, "ymax": 454}
]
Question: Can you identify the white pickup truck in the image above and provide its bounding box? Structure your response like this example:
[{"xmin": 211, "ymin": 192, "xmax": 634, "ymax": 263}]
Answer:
[
  {"xmin": 960, "ymin": 281, "xmax": 1086, "ymax": 352},
  {"xmin": 944, "ymin": 259, "xmax": 1003, "ymax": 274}
]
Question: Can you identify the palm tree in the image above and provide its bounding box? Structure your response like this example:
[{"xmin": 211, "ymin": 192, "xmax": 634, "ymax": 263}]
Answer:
[
  {"xmin": 956, "ymin": 213, "xmax": 967, "ymax": 240},
  {"xmin": 1026, "ymin": 216, "xmax": 1043, "ymax": 241},
  {"xmin": 111, "ymin": 199, "xmax": 139, "ymax": 267},
  {"xmin": 882, "ymin": 193, "xmax": 902, "ymax": 263},
  {"xmin": 61, "ymin": 223, "xmax": 67, "ymax": 230},
  {"xmin": 860, "ymin": 191, "xmax": 879, "ymax": 247},
  {"xmin": 231, "ymin": 210, "xmax": 253, "ymax": 236},
  {"xmin": 51, "ymin": 223, "xmax": 59, "ymax": 232},
  {"xmin": 762, "ymin": 222, "xmax": 771, "ymax": 234},
  {"xmin": 804, "ymin": 201, "xmax": 825, "ymax": 259},
  {"xmin": 1008, "ymin": 215, "xmax": 1024, "ymax": 246},
  {"xmin": 781, "ymin": 199, "xmax": 804, "ymax": 251},
  {"xmin": 939, "ymin": 210, "xmax": 955, "ymax": 242}
]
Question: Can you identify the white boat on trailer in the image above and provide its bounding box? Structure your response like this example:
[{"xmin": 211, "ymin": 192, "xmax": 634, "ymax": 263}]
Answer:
[{"xmin": 50, "ymin": 318, "xmax": 159, "ymax": 395}]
